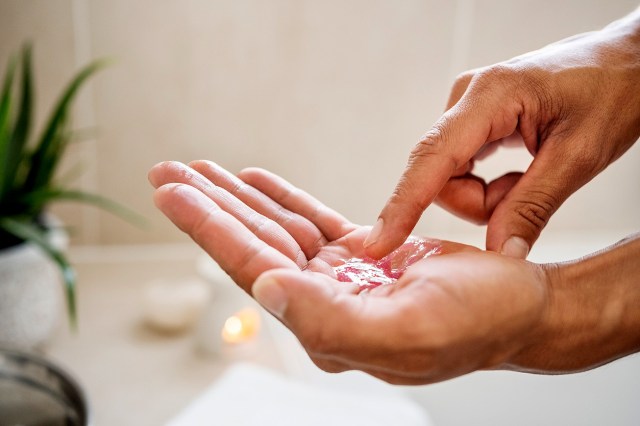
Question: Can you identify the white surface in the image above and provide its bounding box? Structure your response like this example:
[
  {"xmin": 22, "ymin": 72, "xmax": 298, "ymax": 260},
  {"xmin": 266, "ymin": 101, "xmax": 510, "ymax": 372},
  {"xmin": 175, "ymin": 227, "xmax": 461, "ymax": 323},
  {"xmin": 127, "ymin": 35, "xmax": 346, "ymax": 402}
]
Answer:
[
  {"xmin": 407, "ymin": 356, "xmax": 640, "ymax": 426},
  {"xmin": 167, "ymin": 363, "xmax": 432, "ymax": 426}
]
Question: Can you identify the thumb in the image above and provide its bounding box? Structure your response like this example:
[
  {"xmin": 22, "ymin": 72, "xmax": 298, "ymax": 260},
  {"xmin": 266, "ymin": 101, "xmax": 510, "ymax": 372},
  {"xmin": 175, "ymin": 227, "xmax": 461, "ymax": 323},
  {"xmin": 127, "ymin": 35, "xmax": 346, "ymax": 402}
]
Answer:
[
  {"xmin": 251, "ymin": 269, "xmax": 333, "ymax": 322},
  {"xmin": 251, "ymin": 269, "xmax": 394, "ymax": 356},
  {"xmin": 486, "ymin": 144, "xmax": 587, "ymax": 258},
  {"xmin": 251, "ymin": 269, "xmax": 354, "ymax": 352}
]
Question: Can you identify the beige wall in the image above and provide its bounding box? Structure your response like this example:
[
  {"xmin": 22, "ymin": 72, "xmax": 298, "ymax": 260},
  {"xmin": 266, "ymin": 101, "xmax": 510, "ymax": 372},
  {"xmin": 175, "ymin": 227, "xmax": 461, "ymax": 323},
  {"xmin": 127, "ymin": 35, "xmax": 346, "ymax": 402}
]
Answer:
[{"xmin": 1, "ymin": 0, "xmax": 638, "ymax": 246}]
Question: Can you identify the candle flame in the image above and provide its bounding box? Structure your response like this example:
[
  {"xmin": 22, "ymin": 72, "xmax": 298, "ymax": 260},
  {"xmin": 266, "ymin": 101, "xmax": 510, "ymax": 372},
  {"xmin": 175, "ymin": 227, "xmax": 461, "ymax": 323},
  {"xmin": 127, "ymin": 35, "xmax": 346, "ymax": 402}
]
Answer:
[{"xmin": 221, "ymin": 308, "xmax": 260, "ymax": 344}]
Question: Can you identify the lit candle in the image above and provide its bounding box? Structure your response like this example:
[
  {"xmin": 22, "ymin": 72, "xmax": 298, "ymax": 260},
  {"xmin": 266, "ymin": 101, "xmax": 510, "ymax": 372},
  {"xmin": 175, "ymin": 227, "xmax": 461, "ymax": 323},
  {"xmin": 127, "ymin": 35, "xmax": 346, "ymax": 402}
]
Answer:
[
  {"xmin": 221, "ymin": 308, "xmax": 261, "ymax": 344},
  {"xmin": 195, "ymin": 255, "xmax": 264, "ymax": 356}
]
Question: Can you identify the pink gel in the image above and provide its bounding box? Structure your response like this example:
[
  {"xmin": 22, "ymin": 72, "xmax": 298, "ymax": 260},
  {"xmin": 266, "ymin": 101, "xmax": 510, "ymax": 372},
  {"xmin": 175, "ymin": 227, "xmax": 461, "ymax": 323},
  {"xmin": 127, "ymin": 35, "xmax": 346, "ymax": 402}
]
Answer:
[{"xmin": 333, "ymin": 238, "xmax": 441, "ymax": 291}]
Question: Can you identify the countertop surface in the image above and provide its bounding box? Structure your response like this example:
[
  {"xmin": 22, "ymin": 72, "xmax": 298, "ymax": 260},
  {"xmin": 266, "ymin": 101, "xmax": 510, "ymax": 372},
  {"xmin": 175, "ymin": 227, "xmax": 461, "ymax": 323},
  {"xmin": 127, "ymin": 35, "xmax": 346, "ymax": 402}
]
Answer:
[
  {"xmin": 46, "ymin": 230, "xmax": 640, "ymax": 426},
  {"xmin": 48, "ymin": 244, "xmax": 285, "ymax": 426}
]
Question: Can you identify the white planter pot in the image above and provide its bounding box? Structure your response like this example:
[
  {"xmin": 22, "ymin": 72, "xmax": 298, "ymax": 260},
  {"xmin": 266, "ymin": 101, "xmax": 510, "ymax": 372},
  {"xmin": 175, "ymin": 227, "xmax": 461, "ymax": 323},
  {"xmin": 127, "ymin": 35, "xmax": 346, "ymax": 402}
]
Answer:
[{"xmin": 0, "ymin": 241, "xmax": 64, "ymax": 351}]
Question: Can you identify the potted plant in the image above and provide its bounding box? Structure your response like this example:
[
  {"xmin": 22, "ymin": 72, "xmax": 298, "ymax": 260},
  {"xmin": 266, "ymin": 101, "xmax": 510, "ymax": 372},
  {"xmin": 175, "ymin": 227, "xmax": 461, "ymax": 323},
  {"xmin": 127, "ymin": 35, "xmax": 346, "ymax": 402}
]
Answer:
[{"xmin": 0, "ymin": 45, "xmax": 138, "ymax": 350}]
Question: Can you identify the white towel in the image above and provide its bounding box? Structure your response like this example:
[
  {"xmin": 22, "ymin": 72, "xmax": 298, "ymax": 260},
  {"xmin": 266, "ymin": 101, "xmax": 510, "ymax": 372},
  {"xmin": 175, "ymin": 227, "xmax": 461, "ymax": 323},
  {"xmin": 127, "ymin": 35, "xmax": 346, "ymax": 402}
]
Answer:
[{"xmin": 167, "ymin": 363, "xmax": 432, "ymax": 426}]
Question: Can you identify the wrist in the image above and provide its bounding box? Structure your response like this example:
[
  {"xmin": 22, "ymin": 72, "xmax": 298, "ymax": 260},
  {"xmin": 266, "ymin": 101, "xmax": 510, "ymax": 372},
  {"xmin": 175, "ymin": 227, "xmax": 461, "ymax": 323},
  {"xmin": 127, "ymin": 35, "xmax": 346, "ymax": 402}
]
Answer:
[{"xmin": 510, "ymin": 233, "xmax": 640, "ymax": 373}]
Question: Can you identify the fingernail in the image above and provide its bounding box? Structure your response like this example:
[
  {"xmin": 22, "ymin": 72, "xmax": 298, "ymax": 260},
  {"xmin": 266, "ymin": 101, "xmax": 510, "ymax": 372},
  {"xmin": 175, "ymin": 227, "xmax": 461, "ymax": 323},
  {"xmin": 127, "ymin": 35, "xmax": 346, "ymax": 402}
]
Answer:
[
  {"xmin": 501, "ymin": 236, "xmax": 529, "ymax": 259},
  {"xmin": 364, "ymin": 218, "xmax": 384, "ymax": 248},
  {"xmin": 252, "ymin": 276, "xmax": 287, "ymax": 318}
]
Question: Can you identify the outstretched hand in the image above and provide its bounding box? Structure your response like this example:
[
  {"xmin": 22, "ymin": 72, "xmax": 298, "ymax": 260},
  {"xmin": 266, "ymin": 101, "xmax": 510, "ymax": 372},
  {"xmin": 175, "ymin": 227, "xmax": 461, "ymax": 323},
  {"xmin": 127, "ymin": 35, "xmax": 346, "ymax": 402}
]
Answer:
[
  {"xmin": 149, "ymin": 161, "xmax": 561, "ymax": 384},
  {"xmin": 149, "ymin": 160, "xmax": 472, "ymax": 291}
]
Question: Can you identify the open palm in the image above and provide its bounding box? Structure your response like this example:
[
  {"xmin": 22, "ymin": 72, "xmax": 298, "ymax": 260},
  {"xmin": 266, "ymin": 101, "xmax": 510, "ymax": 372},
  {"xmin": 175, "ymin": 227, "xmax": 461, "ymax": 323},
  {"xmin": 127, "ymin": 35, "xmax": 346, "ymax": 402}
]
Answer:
[
  {"xmin": 150, "ymin": 160, "xmax": 551, "ymax": 384},
  {"xmin": 149, "ymin": 160, "xmax": 471, "ymax": 293}
]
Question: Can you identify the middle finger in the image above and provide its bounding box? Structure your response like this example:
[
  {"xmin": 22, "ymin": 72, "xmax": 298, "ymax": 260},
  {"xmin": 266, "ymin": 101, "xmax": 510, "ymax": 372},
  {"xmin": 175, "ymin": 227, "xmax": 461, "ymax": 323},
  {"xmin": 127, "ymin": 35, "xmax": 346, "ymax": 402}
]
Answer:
[
  {"xmin": 149, "ymin": 161, "xmax": 307, "ymax": 267},
  {"xmin": 190, "ymin": 160, "xmax": 328, "ymax": 259}
]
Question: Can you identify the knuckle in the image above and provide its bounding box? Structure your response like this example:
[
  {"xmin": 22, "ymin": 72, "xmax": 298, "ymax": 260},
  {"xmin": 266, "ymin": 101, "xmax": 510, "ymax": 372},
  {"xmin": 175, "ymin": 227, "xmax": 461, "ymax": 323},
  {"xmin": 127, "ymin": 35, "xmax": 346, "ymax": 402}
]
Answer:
[
  {"xmin": 568, "ymin": 143, "xmax": 607, "ymax": 176},
  {"xmin": 454, "ymin": 70, "xmax": 476, "ymax": 86},
  {"xmin": 474, "ymin": 63, "xmax": 535, "ymax": 99},
  {"xmin": 247, "ymin": 213, "xmax": 269, "ymax": 236},
  {"xmin": 450, "ymin": 70, "xmax": 476, "ymax": 99},
  {"xmin": 190, "ymin": 208, "xmax": 215, "ymax": 242},
  {"xmin": 514, "ymin": 203, "xmax": 547, "ymax": 231},
  {"xmin": 475, "ymin": 64, "xmax": 516, "ymax": 87},
  {"xmin": 411, "ymin": 122, "xmax": 458, "ymax": 169},
  {"xmin": 230, "ymin": 180, "xmax": 248, "ymax": 197},
  {"xmin": 511, "ymin": 189, "xmax": 559, "ymax": 232},
  {"xmin": 515, "ymin": 69, "xmax": 554, "ymax": 116},
  {"xmin": 273, "ymin": 205, "xmax": 293, "ymax": 227},
  {"xmin": 278, "ymin": 185, "xmax": 296, "ymax": 203},
  {"xmin": 480, "ymin": 62, "xmax": 552, "ymax": 115},
  {"xmin": 389, "ymin": 181, "xmax": 429, "ymax": 219},
  {"xmin": 412, "ymin": 130, "xmax": 443, "ymax": 159}
]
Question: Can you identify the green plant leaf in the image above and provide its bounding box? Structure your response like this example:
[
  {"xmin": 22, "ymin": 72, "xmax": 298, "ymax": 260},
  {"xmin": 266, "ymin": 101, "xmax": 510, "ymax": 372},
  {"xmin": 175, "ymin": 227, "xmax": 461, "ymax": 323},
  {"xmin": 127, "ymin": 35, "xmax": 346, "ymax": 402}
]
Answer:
[
  {"xmin": 21, "ymin": 188, "xmax": 148, "ymax": 228},
  {"xmin": 0, "ymin": 55, "xmax": 16, "ymax": 130},
  {"xmin": 69, "ymin": 125, "xmax": 99, "ymax": 144},
  {"xmin": 0, "ymin": 53, "xmax": 18, "ymax": 205},
  {"xmin": 0, "ymin": 216, "xmax": 77, "ymax": 329},
  {"xmin": 52, "ymin": 162, "xmax": 87, "ymax": 188},
  {"xmin": 24, "ymin": 59, "xmax": 109, "ymax": 193},
  {"xmin": 2, "ymin": 45, "xmax": 33, "ymax": 199},
  {"xmin": 25, "ymin": 117, "xmax": 70, "ymax": 198},
  {"xmin": 2, "ymin": 45, "xmax": 33, "ymax": 193}
]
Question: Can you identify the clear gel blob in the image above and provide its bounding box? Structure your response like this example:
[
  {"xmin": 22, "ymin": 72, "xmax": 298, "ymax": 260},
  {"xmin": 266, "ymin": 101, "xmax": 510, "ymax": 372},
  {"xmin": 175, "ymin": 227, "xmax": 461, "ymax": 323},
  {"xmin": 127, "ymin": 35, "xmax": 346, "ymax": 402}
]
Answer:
[{"xmin": 334, "ymin": 237, "xmax": 441, "ymax": 291}]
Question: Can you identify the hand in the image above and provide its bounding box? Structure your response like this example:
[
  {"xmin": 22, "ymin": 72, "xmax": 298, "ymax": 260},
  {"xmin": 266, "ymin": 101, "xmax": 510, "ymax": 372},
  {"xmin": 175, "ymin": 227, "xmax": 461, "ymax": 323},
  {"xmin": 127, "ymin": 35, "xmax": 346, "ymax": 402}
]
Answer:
[
  {"xmin": 149, "ymin": 161, "xmax": 549, "ymax": 384},
  {"xmin": 148, "ymin": 160, "xmax": 471, "ymax": 291},
  {"xmin": 365, "ymin": 9, "xmax": 640, "ymax": 259}
]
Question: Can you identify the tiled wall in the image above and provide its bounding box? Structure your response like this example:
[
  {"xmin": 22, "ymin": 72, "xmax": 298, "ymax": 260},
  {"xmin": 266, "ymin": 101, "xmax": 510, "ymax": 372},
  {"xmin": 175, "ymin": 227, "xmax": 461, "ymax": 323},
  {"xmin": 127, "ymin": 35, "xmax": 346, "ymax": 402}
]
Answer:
[{"xmin": 1, "ymin": 0, "xmax": 638, "ymax": 245}]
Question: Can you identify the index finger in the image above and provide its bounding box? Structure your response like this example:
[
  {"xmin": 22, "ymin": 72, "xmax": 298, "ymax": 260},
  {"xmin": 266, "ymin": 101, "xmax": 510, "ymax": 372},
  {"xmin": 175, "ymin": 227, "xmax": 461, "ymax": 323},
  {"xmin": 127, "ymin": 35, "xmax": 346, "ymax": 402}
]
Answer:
[
  {"xmin": 364, "ymin": 80, "xmax": 520, "ymax": 259},
  {"xmin": 363, "ymin": 109, "xmax": 486, "ymax": 258}
]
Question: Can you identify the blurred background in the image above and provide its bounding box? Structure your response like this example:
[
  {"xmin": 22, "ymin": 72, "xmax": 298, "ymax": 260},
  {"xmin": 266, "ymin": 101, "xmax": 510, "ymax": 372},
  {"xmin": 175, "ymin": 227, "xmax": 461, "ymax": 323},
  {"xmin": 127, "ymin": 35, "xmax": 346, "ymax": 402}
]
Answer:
[
  {"xmin": 1, "ymin": 0, "xmax": 638, "ymax": 246},
  {"xmin": 1, "ymin": 1, "xmax": 639, "ymax": 425}
]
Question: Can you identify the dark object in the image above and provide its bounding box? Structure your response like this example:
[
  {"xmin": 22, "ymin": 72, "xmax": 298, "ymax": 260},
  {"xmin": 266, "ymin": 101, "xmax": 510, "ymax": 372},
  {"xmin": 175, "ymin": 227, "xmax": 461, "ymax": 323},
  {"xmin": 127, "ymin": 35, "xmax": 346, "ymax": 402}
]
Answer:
[{"xmin": 0, "ymin": 347, "xmax": 90, "ymax": 426}]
